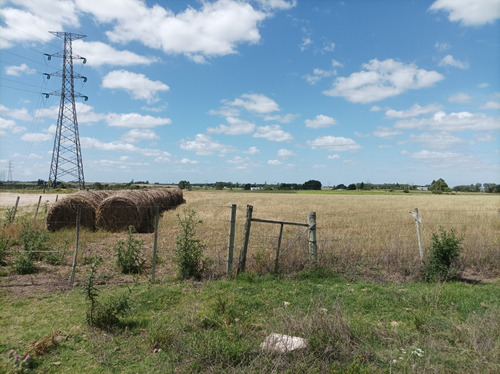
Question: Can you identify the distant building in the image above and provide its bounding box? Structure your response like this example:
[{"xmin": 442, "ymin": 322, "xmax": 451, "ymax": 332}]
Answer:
[
  {"xmin": 416, "ymin": 186, "xmax": 429, "ymax": 191},
  {"xmin": 251, "ymin": 187, "xmax": 263, "ymax": 191}
]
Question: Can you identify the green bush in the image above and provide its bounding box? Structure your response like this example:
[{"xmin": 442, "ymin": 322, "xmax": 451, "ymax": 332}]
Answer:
[
  {"xmin": 13, "ymin": 251, "xmax": 36, "ymax": 274},
  {"xmin": 174, "ymin": 210, "xmax": 206, "ymax": 280},
  {"xmin": 20, "ymin": 219, "xmax": 50, "ymax": 260},
  {"xmin": 115, "ymin": 226, "xmax": 145, "ymax": 274},
  {"xmin": 0, "ymin": 232, "xmax": 10, "ymax": 265},
  {"xmin": 421, "ymin": 227, "xmax": 464, "ymax": 282}
]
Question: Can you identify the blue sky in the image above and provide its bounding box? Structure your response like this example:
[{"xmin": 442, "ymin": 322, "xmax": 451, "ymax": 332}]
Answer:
[{"xmin": 1, "ymin": 0, "xmax": 499, "ymax": 187}]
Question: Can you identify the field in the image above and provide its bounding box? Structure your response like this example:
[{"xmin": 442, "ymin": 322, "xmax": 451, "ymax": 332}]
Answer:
[{"xmin": 0, "ymin": 190, "xmax": 499, "ymax": 372}]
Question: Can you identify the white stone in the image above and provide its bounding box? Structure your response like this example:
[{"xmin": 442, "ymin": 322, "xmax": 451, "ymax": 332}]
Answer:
[{"xmin": 260, "ymin": 333, "xmax": 308, "ymax": 353}]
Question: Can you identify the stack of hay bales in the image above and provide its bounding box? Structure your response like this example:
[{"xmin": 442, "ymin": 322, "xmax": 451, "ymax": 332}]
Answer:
[
  {"xmin": 46, "ymin": 188, "xmax": 184, "ymax": 232},
  {"xmin": 46, "ymin": 190, "xmax": 114, "ymax": 231}
]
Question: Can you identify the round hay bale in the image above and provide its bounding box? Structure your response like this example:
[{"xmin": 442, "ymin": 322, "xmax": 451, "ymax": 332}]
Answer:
[
  {"xmin": 95, "ymin": 188, "xmax": 184, "ymax": 232},
  {"xmin": 46, "ymin": 190, "xmax": 117, "ymax": 231}
]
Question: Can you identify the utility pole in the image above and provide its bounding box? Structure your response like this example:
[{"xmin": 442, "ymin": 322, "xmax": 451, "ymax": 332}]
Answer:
[
  {"xmin": 7, "ymin": 161, "xmax": 13, "ymax": 182},
  {"xmin": 44, "ymin": 31, "xmax": 87, "ymax": 190}
]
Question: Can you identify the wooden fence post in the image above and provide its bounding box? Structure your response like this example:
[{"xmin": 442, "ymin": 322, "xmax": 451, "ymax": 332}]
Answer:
[
  {"xmin": 274, "ymin": 223, "xmax": 284, "ymax": 273},
  {"xmin": 12, "ymin": 196, "xmax": 20, "ymax": 221},
  {"xmin": 34, "ymin": 195, "xmax": 42, "ymax": 221},
  {"xmin": 151, "ymin": 205, "xmax": 160, "ymax": 283},
  {"xmin": 410, "ymin": 208, "xmax": 423, "ymax": 263},
  {"xmin": 227, "ymin": 204, "xmax": 237, "ymax": 276},
  {"xmin": 237, "ymin": 205, "xmax": 253, "ymax": 274},
  {"xmin": 308, "ymin": 211, "xmax": 317, "ymax": 265},
  {"xmin": 69, "ymin": 205, "xmax": 81, "ymax": 287}
]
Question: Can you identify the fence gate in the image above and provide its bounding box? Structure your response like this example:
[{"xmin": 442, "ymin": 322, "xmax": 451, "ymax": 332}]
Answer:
[{"xmin": 233, "ymin": 205, "xmax": 317, "ymax": 274}]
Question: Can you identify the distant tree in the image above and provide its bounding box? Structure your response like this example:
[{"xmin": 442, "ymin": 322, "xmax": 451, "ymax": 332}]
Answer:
[
  {"xmin": 360, "ymin": 182, "xmax": 365, "ymax": 190},
  {"xmin": 430, "ymin": 178, "xmax": 451, "ymax": 194},
  {"xmin": 336, "ymin": 184, "xmax": 347, "ymax": 190},
  {"xmin": 243, "ymin": 183, "xmax": 251, "ymax": 191},
  {"xmin": 483, "ymin": 183, "xmax": 497, "ymax": 193},
  {"xmin": 303, "ymin": 179, "xmax": 322, "ymax": 190},
  {"xmin": 215, "ymin": 181, "xmax": 225, "ymax": 190},
  {"xmin": 94, "ymin": 182, "xmax": 103, "ymax": 190},
  {"xmin": 37, "ymin": 179, "xmax": 45, "ymax": 186},
  {"xmin": 178, "ymin": 180, "xmax": 191, "ymax": 190},
  {"xmin": 347, "ymin": 183, "xmax": 356, "ymax": 190}
]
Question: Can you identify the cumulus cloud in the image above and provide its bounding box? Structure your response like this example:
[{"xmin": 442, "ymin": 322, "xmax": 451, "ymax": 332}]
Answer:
[
  {"xmin": 179, "ymin": 134, "xmax": 235, "ymax": 155},
  {"xmin": 21, "ymin": 132, "xmax": 52, "ymax": 142},
  {"xmin": 439, "ymin": 55, "xmax": 469, "ymax": 69},
  {"xmin": 106, "ymin": 113, "xmax": 171, "ymax": 128},
  {"xmin": 268, "ymin": 159, "xmax": 281, "ymax": 165},
  {"xmin": 307, "ymin": 136, "xmax": 362, "ymax": 152},
  {"xmin": 408, "ymin": 132, "xmax": 465, "ymax": 149},
  {"xmin": 394, "ymin": 111, "xmax": 500, "ymax": 131},
  {"xmin": 0, "ymin": 117, "xmax": 25, "ymax": 136},
  {"xmin": 385, "ymin": 103, "xmax": 442, "ymax": 118},
  {"xmin": 429, "ymin": 0, "xmax": 500, "ymax": 26},
  {"xmin": 121, "ymin": 129, "xmax": 160, "ymax": 143},
  {"xmin": 253, "ymin": 125, "xmax": 293, "ymax": 142},
  {"xmin": 373, "ymin": 126, "xmax": 402, "ymax": 138},
  {"xmin": 448, "ymin": 93, "xmax": 472, "ymax": 103},
  {"xmin": 481, "ymin": 101, "xmax": 500, "ymax": 109},
  {"xmin": 73, "ymin": 40, "xmax": 157, "ymax": 67},
  {"xmin": 207, "ymin": 117, "xmax": 255, "ymax": 135},
  {"xmin": 0, "ymin": 1, "xmax": 79, "ymax": 48},
  {"xmin": 5, "ymin": 63, "xmax": 35, "ymax": 76},
  {"xmin": 305, "ymin": 114, "xmax": 337, "ymax": 128},
  {"xmin": 276, "ymin": 148, "xmax": 296, "ymax": 158},
  {"xmin": 76, "ymin": 0, "xmax": 267, "ymax": 62},
  {"xmin": 228, "ymin": 93, "xmax": 280, "ymax": 113},
  {"xmin": 244, "ymin": 146, "xmax": 260, "ymax": 154},
  {"xmin": 81, "ymin": 137, "xmax": 170, "ymax": 157},
  {"xmin": 102, "ymin": 70, "xmax": 169, "ymax": 103},
  {"xmin": 323, "ymin": 59, "xmax": 444, "ymax": 103}
]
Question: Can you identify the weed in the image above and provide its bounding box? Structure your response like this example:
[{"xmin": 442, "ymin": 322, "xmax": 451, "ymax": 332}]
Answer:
[
  {"xmin": 147, "ymin": 317, "xmax": 175, "ymax": 350},
  {"xmin": 115, "ymin": 226, "xmax": 145, "ymax": 274},
  {"xmin": 13, "ymin": 251, "xmax": 36, "ymax": 274},
  {"xmin": 5, "ymin": 350, "xmax": 33, "ymax": 373},
  {"xmin": 84, "ymin": 256, "xmax": 131, "ymax": 330},
  {"xmin": 0, "ymin": 230, "xmax": 10, "ymax": 265},
  {"xmin": 174, "ymin": 210, "xmax": 206, "ymax": 280},
  {"xmin": 20, "ymin": 219, "xmax": 50, "ymax": 260},
  {"xmin": 43, "ymin": 250, "xmax": 66, "ymax": 266},
  {"xmin": 3, "ymin": 207, "xmax": 16, "ymax": 227},
  {"xmin": 421, "ymin": 227, "xmax": 464, "ymax": 282}
]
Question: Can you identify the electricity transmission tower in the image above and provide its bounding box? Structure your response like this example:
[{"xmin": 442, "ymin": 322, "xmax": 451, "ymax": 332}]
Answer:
[{"xmin": 44, "ymin": 31, "xmax": 88, "ymax": 189}]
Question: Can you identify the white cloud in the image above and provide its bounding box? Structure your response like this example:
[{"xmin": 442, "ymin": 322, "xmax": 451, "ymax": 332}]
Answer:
[
  {"xmin": 439, "ymin": 55, "xmax": 469, "ymax": 69},
  {"xmin": 324, "ymin": 59, "xmax": 444, "ymax": 103},
  {"xmin": 385, "ymin": 103, "xmax": 442, "ymax": 118},
  {"xmin": 373, "ymin": 126, "xmax": 402, "ymax": 138},
  {"xmin": 263, "ymin": 113, "xmax": 298, "ymax": 123},
  {"xmin": 410, "ymin": 149, "xmax": 477, "ymax": 168},
  {"xmin": 73, "ymin": 40, "xmax": 157, "ymax": 67},
  {"xmin": 304, "ymin": 59, "xmax": 341, "ymax": 85},
  {"xmin": 474, "ymin": 133, "xmax": 494, "ymax": 142},
  {"xmin": 253, "ymin": 124, "xmax": 293, "ymax": 142},
  {"xmin": 305, "ymin": 114, "xmax": 337, "ymax": 128},
  {"xmin": 434, "ymin": 41, "xmax": 451, "ymax": 51},
  {"xmin": 448, "ymin": 93, "xmax": 472, "ymax": 103},
  {"xmin": 244, "ymin": 146, "xmax": 260, "ymax": 154},
  {"xmin": 207, "ymin": 117, "xmax": 255, "ymax": 135},
  {"xmin": 268, "ymin": 159, "xmax": 281, "ymax": 165},
  {"xmin": 21, "ymin": 132, "xmax": 52, "ymax": 142},
  {"xmin": 394, "ymin": 111, "xmax": 500, "ymax": 132},
  {"xmin": 429, "ymin": 0, "xmax": 500, "ymax": 26},
  {"xmin": 408, "ymin": 132, "xmax": 465, "ymax": 149},
  {"xmin": 0, "ymin": 1, "xmax": 79, "ymax": 48},
  {"xmin": 300, "ymin": 37, "xmax": 312, "ymax": 51},
  {"xmin": 370, "ymin": 106, "xmax": 382, "ymax": 112},
  {"xmin": 307, "ymin": 136, "xmax": 362, "ymax": 152},
  {"xmin": 102, "ymin": 70, "xmax": 169, "ymax": 103},
  {"xmin": 276, "ymin": 149, "xmax": 295, "ymax": 159},
  {"xmin": 121, "ymin": 129, "xmax": 159, "ymax": 143},
  {"xmin": 228, "ymin": 93, "xmax": 280, "ymax": 113},
  {"xmin": 81, "ymin": 137, "xmax": 170, "ymax": 157},
  {"xmin": 5, "ymin": 63, "xmax": 35, "ymax": 76},
  {"xmin": 256, "ymin": 0, "xmax": 297, "ymax": 11},
  {"xmin": 179, "ymin": 134, "xmax": 234, "ymax": 155},
  {"xmin": 0, "ymin": 117, "xmax": 25, "ymax": 136},
  {"xmin": 481, "ymin": 101, "xmax": 500, "ymax": 109},
  {"xmin": 77, "ymin": 0, "xmax": 267, "ymax": 62},
  {"xmin": 328, "ymin": 154, "xmax": 340, "ymax": 159},
  {"xmin": 106, "ymin": 113, "xmax": 171, "ymax": 128},
  {"xmin": 0, "ymin": 105, "xmax": 32, "ymax": 121}
]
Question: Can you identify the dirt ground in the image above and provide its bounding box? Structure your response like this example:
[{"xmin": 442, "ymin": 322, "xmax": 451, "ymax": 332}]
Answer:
[{"xmin": 0, "ymin": 192, "xmax": 61, "ymax": 208}]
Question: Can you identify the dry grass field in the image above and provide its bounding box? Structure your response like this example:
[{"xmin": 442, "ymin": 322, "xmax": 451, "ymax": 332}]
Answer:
[{"xmin": 1, "ymin": 190, "xmax": 499, "ymax": 290}]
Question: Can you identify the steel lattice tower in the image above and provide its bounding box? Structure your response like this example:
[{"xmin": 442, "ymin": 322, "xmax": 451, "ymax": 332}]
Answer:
[{"xmin": 45, "ymin": 31, "xmax": 87, "ymax": 190}]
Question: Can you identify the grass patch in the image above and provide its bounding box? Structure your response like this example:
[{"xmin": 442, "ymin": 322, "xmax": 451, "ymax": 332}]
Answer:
[{"xmin": 1, "ymin": 273, "xmax": 499, "ymax": 373}]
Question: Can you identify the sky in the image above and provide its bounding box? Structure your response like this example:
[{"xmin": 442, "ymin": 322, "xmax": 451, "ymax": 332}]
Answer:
[{"xmin": 0, "ymin": 0, "xmax": 499, "ymax": 187}]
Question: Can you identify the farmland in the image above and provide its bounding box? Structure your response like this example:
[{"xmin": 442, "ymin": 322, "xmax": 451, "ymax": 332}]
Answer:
[{"xmin": 0, "ymin": 190, "xmax": 499, "ymax": 372}]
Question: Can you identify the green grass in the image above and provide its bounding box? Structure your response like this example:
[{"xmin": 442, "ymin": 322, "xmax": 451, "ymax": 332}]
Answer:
[{"xmin": 1, "ymin": 269, "xmax": 499, "ymax": 373}]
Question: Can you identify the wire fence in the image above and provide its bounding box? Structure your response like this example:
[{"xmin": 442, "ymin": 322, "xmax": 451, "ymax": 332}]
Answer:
[{"xmin": 1, "ymin": 194, "xmax": 499, "ymax": 290}]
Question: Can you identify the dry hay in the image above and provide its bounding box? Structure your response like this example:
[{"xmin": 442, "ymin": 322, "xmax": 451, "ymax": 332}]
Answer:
[
  {"xmin": 46, "ymin": 190, "xmax": 115, "ymax": 231},
  {"xmin": 95, "ymin": 188, "xmax": 184, "ymax": 232}
]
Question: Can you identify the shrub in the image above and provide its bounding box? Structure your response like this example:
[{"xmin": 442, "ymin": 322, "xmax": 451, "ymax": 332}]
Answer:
[
  {"xmin": 174, "ymin": 210, "xmax": 206, "ymax": 280},
  {"xmin": 115, "ymin": 226, "xmax": 145, "ymax": 274},
  {"xmin": 13, "ymin": 251, "xmax": 36, "ymax": 274},
  {"xmin": 421, "ymin": 227, "xmax": 464, "ymax": 282},
  {"xmin": 3, "ymin": 207, "xmax": 16, "ymax": 227},
  {"xmin": 20, "ymin": 219, "xmax": 50, "ymax": 260}
]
